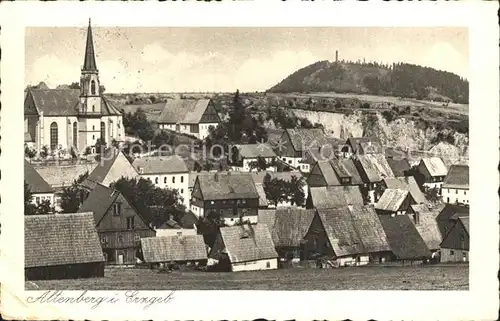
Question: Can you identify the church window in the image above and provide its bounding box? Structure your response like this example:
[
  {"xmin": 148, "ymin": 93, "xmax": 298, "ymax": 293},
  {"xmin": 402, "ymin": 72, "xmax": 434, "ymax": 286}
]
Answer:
[
  {"xmin": 110, "ymin": 120, "xmax": 114, "ymax": 137},
  {"xmin": 92, "ymin": 125, "xmax": 95, "ymax": 131},
  {"xmin": 73, "ymin": 122, "xmax": 78, "ymax": 147},
  {"xmin": 91, "ymin": 80, "xmax": 96, "ymax": 95},
  {"xmin": 101, "ymin": 122, "xmax": 106, "ymax": 141},
  {"xmin": 50, "ymin": 122, "xmax": 58, "ymax": 150},
  {"xmin": 92, "ymin": 105, "xmax": 95, "ymax": 113}
]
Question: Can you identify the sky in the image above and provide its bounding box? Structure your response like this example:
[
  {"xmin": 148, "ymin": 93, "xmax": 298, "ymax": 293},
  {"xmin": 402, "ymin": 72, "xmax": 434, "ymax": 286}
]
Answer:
[{"xmin": 25, "ymin": 27, "xmax": 468, "ymax": 93}]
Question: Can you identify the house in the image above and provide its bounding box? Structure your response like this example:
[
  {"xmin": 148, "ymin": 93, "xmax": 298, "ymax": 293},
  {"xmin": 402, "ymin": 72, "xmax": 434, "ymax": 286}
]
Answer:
[
  {"xmin": 353, "ymin": 153, "xmax": 395, "ymax": 203},
  {"xmin": 410, "ymin": 204, "xmax": 443, "ymax": 252},
  {"xmin": 157, "ymin": 99, "xmax": 220, "ymax": 140},
  {"xmin": 209, "ymin": 224, "xmax": 279, "ymax": 272},
  {"xmin": 307, "ymin": 158, "xmax": 363, "ymax": 188},
  {"xmin": 25, "ymin": 213, "xmax": 105, "ymax": 280},
  {"xmin": 341, "ymin": 136, "xmax": 383, "ymax": 158},
  {"xmin": 24, "ymin": 160, "xmax": 55, "ymax": 208},
  {"xmin": 307, "ymin": 185, "xmax": 364, "ymax": 209},
  {"xmin": 132, "ymin": 155, "xmax": 190, "ymax": 208},
  {"xmin": 378, "ymin": 214, "xmax": 431, "ymax": 263},
  {"xmin": 140, "ymin": 235, "xmax": 207, "ymax": 266},
  {"xmin": 78, "ymin": 183, "xmax": 156, "ymax": 265},
  {"xmin": 258, "ymin": 208, "xmax": 316, "ymax": 261},
  {"xmin": 375, "ymin": 188, "xmax": 416, "ymax": 216},
  {"xmin": 417, "ymin": 157, "xmax": 448, "ymax": 190},
  {"xmin": 386, "ymin": 157, "xmax": 411, "ymax": 178},
  {"xmin": 442, "ymin": 165, "xmax": 469, "ymax": 205},
  {"xmin": 190, "ymin": 172, "xmax": 259, "ymax": 225},
  {"xmin": 382, "ymin": 176, "xmax": 426, "ymax": 205},
  {"xmin": 24, "ymin": 20, "xmax": 124, "ymax": 155},
  {"xmin": 81, "ymin": 148, "xmax": 139, "ymax": 190},
  {"xmin": 440, "ymin": 216, "xmax": 469, "ymax": 262},
  {"xmin": 229, "ymin": 143, "xmax": 277, "ymax": 172},
  {"xmin": 154, "ymin": 218, "xmax": 197, "ymax": 237},
  {"xmin": 435, "ymin": 203, "xmax": 469, "ymax": 240},
  {"xmin": 275, "ymin": 128, "xmax": 331, "ymax": 173}
]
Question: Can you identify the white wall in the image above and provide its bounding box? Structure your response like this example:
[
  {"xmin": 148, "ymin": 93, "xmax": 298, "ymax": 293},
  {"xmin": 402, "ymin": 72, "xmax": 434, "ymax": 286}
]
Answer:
[
  {"xmin": 31, "ymin": 193, "xmax": 54, "ymax": 206},
  {"xmin": 199, "ymin": 122, "xmax": 219, "ymax": 140},
  {"xmin": 140, "ymin": 172, "xmax": 189, "ymax": 208},
  {"xmin": 223, "ymin": 215, "xmax": 258, "ymax": 226},
  {"xmin": 279, "ymin": 156, "xmax": 310, "ymax": 172},
  {"xmin": 423, "ymin": 182, "xmax": 443, "ymax": 190},
  {"xmin": 241, "ymin": 157, "xmax": 275, "ymax": 172},
  {"xmin": 155, "ymin": 228, "xmax": 196, "ymax": 237},
  {"xmin": 337, "ymin": 255, "xmax": 369, "ymax": 267},
  {"xmin": 190, "ymin": 204, "xmax": 204, "ymax": 218},
  {"xmin": 442, "ymin": 187, "xmax": 469, "ymax": 205},
  {"xmin": 231, "ymin": 258, "xmax": 278, "ymax": 272}
]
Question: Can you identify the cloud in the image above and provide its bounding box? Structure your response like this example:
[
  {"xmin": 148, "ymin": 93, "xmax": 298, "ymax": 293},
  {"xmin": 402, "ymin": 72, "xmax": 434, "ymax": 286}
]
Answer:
[
  {"xmin": 30, "ymin": 55, "xmax": 76, "ymax": 88},
  {"xmin": 423, "ymin": 42, "xmax": 468, "ymax": 78}
]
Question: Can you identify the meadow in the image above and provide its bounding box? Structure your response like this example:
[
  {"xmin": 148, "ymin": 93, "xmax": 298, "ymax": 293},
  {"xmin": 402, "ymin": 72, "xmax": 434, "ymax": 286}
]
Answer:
[{"xmin": 30, "ymin": 263, "xmax": 468, "ymax": 291}]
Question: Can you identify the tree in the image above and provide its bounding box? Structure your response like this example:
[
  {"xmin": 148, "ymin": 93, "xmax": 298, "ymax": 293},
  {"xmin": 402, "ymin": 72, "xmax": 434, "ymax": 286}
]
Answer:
[
  {"xmin": 68, "ymin": 82, "xmax": 81, "ymax": 89},
  {"xmin": 40, "ymin": 145, "xmax": 49, "ymax": 159},
  {"xmin": 248, "ymin": 156, "xmax": 268, "ymax": 171},
  {"xmin": 194, "ymin": 161, "xmax": 202, "ymax": 172},
  {"xmin": 123, "ymin": 109, "xmax": 155, "ymax": 142},
  {"xmin": 95, "ymin": 138, "xmax": 106, "ymax": 154},
  {"xmin": 110, "ymin": 177, "xmax": 186, "ymax": 228},
  {"xmin": 25, "ymin": 145, "xmax": 36, "ymax": 158},
  {"xmin": 59, "ymin": 172, "xmax": 89, "ymax": 213},
  {"xmin": 425, "ymin": 187, "xmax": 441, "ymax": 203},
  {"xmin": 36, "ymin": 199, "xmax": 54, "ymax": 214},
  {"xmin": 289, "ymin": 175, "xmax": 305, "ymax": 206},
  {"xmin": 24, "ymin": 182, "xmax": 37, "ymax": 215}
]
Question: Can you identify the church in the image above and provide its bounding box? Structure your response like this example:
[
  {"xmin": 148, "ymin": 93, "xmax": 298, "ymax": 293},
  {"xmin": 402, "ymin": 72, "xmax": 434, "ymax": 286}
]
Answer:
[{"xmin": 24, "ymin": 20, "xmax": 124, "ymax": 155}]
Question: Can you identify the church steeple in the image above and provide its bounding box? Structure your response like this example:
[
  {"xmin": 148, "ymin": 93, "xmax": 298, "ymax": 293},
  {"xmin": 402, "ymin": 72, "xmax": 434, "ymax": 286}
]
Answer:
[{"xmin": 83, "ymin": 18, "xmax": 97, "ymax": 71}]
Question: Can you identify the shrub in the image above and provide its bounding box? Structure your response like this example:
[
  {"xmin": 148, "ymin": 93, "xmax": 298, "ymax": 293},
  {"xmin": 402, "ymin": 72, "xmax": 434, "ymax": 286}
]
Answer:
[
  {"xmin": 413, "ymin": 112, "xmax": 420, "ymax": 117},
  {"xmin": 361, "ymin": 102, "xmax": 370, "ymax": 109},
  {"xmin": 381, "ymin": 110, "xmax": 395, "ymax": 123}
]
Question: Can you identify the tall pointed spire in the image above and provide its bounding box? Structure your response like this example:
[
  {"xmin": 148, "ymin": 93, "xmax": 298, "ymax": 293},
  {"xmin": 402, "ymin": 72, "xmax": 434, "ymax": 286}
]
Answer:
[{"xmin": 83, "ymin": 18, "xmax": 97, "ymax": 71}]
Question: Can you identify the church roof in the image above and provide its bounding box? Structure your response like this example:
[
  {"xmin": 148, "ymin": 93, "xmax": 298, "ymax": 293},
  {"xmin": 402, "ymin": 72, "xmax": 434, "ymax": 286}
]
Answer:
[
  {"xmin": 25, "ymin": 89, "xmax": 121, "ymax": 117},
  {"xmin": 83, "ymin": 19, "xmax": 98, "ymax": 71}
]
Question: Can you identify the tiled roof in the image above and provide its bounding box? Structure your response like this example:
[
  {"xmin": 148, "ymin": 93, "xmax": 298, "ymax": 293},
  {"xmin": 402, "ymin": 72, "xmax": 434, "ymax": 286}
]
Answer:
[
  {"xmin": 356, "ymin": 154, "xmax": 395, "ymax": 183},
  {"xmin": 35, "ymin": 163, "xmax": 97, "ymax": 189},
  {"xmin": 78, "ymin": 183, "xmax": 120, "ymax": 225},
  {"xmin": 132, "ymin": 155, "xmax": 189, "ymax": 175},
  {"xmin": 331, "ymin": 158, "xmax": 363, "ymax": 185},
  {"xmin": 410, "ymin": 204, "xmax": 443, "ymax": 250},
  {"xmin": 24, "ymin": 160, "xmax": 54, "ymax": 194},
  {"xmin": 379, "ymin": 215, "xmax": 431, "ymax": 260},
  {"xmin": 347, "ymin": 137, "xmax": 383, "ymax": 154},
  {"xmin": 83, "ymin": 148, "xmax": 138, "ymax": 188},
  {"xmin": 348, "ymin": 205, "xmax": 391, "ymax": 253},
  {"xmin": 317, "ymin": 208, "xmax": 365, "ymax": 257},
  {"xmin": 421, "ymin": 157, "xmax": 448, "ymax": 177},
  {"xmin": 179, "ymin": 211, "xmax": 199, "ymax": 229},
  {"xmin": 257, "ymin": 209, "xmax": 276, "ymax": 230},
  {"xmin": 158, "ymin": 99, "xmax": 211, "ymax": 124},
  {"xmin": 443, "ymin": 165, "xmax": 469, "ymax": 189},
  {"xmin": 309, "ymin": 185, "xmax": 364, "ymax": 209},
  {"xmin": 234, "ymin": 143, "xmax": 277, "ymax": 159},
  {"xmin": 317, "ymin": 161, "xmax": 340, "ymax": 185},
  {"xmin": 25, "ymin": 213, "xmax": 105, "ymax": 268},
  {"xmin": 83, "ymin": 21, "xmax": 98, "ymax": 71},
  {"xmin": 285, "ymin": 128, "xmax": 330, "ymax": 152},
  {"xmin": 214, "ymin": 224, "xmax": 278, "ymax": 263},
  {"xmin": 141, "ymin": 235, "xmax": 207, "ymax": 263},
  {"xmin": 383, "ymin": 176, "xmax": 426, "ymax": 204},
  {"xmin": 197, "ymin": 172, "xmax": 259, "ymax": 200},
  {"xmin": 24, "ymin": 132, "xmax": 34, "ymax": 143},
  {"xmin": 459, "ymin": 216, "xmax": 469, "ymax": 234},
  {"xmin": 268, "ymin": 208, "xmax": 315, "ymax": 248},
  {"xmin": 255, "ymin": 183, "xmax": 268, "ymax": 207},
  {"xmin": 436, "ymin": 204, "xmax": 469, "ymax": 238},
  {"xmin": 375, "ymin": 188, "xmax": 410, "ymax": 212},
  {"xmin": 386, "ymin": 158, "xmax": 411, "ymax": 177}
]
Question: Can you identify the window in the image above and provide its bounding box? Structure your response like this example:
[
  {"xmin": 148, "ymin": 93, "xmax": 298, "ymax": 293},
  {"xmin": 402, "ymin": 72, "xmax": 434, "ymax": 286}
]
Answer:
[
  {"xmin": 126, "ymin": 217, "xmax": 135, "ymax": 230},
  {"xmin": 455, "ymin": 189, "xmax": 458, "ymax": 194},
  {"xmin": 110, "ymin": 120, "xmax": 114, "ymax": 137},
  {"xmin": 450, "ymin": 250, "xmax": 454, "ymax": 255},
  {"xmin": 459, "ymin": 234, "xmax": 465, "ymax": 242},
  {"xmin": 35, "ymin": 197, "xmax": 40, "ymax": 204},
  {"xmin": 73, "ymin": 122, "xmax": 78, "ymax": 147},
  {"xmin": 266, "ymin": 261, "xmax": 271, "ymax": 268},
  {"xmin": 180, "ymin": 176, "xmax": 184, "ymax": 183},
  {"xmin": 50, "ymin": 122, "xmax": 58, "ymax": 150},
  {"xmin": 100, "ymin": 122, "xmax": 106, "ymax": 140},
  {"xmin": 92, "ymin": 105, "xmax": 95, "ymax": 113},
  {"xmin": 288, "ymin": 160, "xmax": 292, "ymax": 164},
  {"xmin": 180, "ymin": 189, "xmax": 184, "ymax": 194},
  {"xmin": 118, "ymin": 235, "xmax": 123, "ymax": 243},
  {"xmin": 91, "ymin": 80, "xmax": 96, "ymax": 95},
  {"xmin": 134, "ymin": 233, "xmax": 140, "ymax": 241},
  {"xmin": 464, "ymin": 190, "xmax": 467, "ymax": 195},
  {"xmin": 164, "ymin": 177, "xmax": 167, "ymax": 184},
  {"xmin": 101, "ymin": 236, "xmax": 108, "ymax": 244},
  {"xmin": 113, "ymin": 203, "xmax": 121, "ymax": 216},
  {"xmin": 172, "ymin": 177, "xmax": 176, "ymax": 183},
  {"xmin": 92, "ymin": 135, "xmax": 95, "ymax": 140},
  {"xmin": 155, "ymin": 177, "xmax": 159, "ymax": 184}
]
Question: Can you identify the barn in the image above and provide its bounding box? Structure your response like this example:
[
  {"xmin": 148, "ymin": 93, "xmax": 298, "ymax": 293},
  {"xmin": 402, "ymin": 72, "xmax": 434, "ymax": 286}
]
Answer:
[{"xmin": 25, "ymin": 213, "xmax": 105, "ymax": 280}]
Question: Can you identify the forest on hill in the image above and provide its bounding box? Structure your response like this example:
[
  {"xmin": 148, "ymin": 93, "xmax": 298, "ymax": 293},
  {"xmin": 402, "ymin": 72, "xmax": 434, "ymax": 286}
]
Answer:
[{"xmin": 268, "ymin": 61, "xmax": 469, "ymax": 104}]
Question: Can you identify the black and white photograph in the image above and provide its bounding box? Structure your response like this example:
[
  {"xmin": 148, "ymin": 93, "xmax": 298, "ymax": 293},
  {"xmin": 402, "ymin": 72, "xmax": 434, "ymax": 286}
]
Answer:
[{"xmin": 1, "ymin": 1, "xmax": 499, "ymax": 320}]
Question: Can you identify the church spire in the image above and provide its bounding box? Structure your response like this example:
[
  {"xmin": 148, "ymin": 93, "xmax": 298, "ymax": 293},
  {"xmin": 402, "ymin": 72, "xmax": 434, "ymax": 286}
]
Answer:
[{"xmin": 83, "ymin": 18, "xmax": 97, "ymax": 71}]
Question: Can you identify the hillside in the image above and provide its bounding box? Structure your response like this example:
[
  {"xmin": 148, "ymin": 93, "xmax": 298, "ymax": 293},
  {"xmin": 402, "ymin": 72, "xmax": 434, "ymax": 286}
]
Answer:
[{"xmin": 268, "ymin": 61, "xmax": 469, "ymax": 104}]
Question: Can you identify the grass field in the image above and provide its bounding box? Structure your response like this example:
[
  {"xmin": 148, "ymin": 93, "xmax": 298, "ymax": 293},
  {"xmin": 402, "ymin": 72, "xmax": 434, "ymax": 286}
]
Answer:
[{"xmin": 30, "ymin": 263, "xmax": 468, "ymax": 291}]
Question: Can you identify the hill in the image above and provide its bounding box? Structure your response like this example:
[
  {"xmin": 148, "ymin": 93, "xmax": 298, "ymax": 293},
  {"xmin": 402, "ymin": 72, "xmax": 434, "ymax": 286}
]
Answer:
[{"xmin": 268, "ymin": 61, "xmax": 469, "ymax": 104}]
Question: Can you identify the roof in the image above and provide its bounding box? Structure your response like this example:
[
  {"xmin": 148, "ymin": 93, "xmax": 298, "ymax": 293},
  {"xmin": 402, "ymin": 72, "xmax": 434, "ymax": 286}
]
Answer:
[
  {"xmin": 78, "ymin": 183, "xmax": 121, "ymax": 225},
  {"xmin": 421, "ymin": 157, "xmax": 448, "ymax": 177},
  {"xmin": 158, "ymin": 99, "xmax": 211, "ymax": 124},
  {"xmin": 285, "ymin": 128, "xmax": 330, "ymax": 152},
  {"xmin": 347, "ymin": 137, "xmax": 383, "ymax": 154},
  {"xmin": 83, "ymin": 148, "xmax": 137, "ymax": 188},
  {"xmin": 348, "ymin": 205, "xmax": 391, "ymax": 253},
  {"xmin": 196, "ymin": 172, "xmax": 259, "ymax": 200},
  {"xmin": 234, "ymin": 144, "xmax": 277, "ymax": 159},
  {"xmin": 317, "ymin": 161, "xmax": 340, "ymax": 185},
  {"xmin": 375, "ymin": 189, "xmax": 410, "ymax": 212},
  {"xmin": 255, "ymin": 183, "xmax": 268, "ymax": 207},
  {"xmin": 379, "ymin": 215, "xmax": 431, "ymax": 260},
  {"xmin": 268, "ymin": 208, "xmax": 315, "ymax": 248},
  {"xmin": 443, "ymin": 165, "xmax": 469, "ymax": 189},
  {"xmin": 83, "ymin": 19, "xmax": 98, "ymax": 71},
  {"xmin": 24, "ymin": 160, "xmax": 54, "ymax": 194},
  {"xmin": 309, "ymin": 186, "xmax": 364, "ymax": 209},
  {"xmin": 317, "ymin": 208, "xmax": 365, "ymax": 257},
  {"xmin": 179, "ymin": 211, "xmax": 199, "ymax": 229},
  {"xmin": 24, "ymin": 132, "xmax": 33, "ymax": 143},
  {"xmin": 132, "ymin": 155, "xmax": 189, "ymax": 174},
  {"xmin": 383, "ymin": 176, "xmax": 426, "ymax": 204},
  {"xmin": 410, "ymin": 204, "xmax": 443, "ymax": 250},
  {"xmin": 26, "ymin": 89, "xmax": 121, "ymax": 116},
  {"xmin": 258, "ymin": 209, "xmax": 277, "ymax": 230},
  {"xmin": 214, "ymin": 224, "xmax": 278, "ymax": 263},
  {"xmin": 25, "ymin": 213, "xmax": 105, "ymax": 268},
  {"xmin": 34, "ymin": 163, "xmax": 97, "ymax": 189},
  {"xmin": 386, "ymin": 158, "xmax": 411, "ymax": 177},
  {"xmin": 330, "ymin": 159, "xmax": 363, "ymax": 185},
  {"xmin": 141, "ymin": 235, "xmax": 207, "ymax": 263},
  {"xmin": 356, "ymin": 154, "xmax": 395, "ymax": 183},
  {"xmin": 436, "ymin": 204, "xmax": 470, "ymax": 237},
  {"xmin": 459, "ymin": 216, "xmax": 470, "ymax": 234}
]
